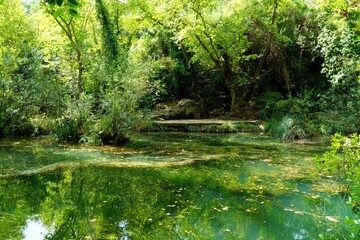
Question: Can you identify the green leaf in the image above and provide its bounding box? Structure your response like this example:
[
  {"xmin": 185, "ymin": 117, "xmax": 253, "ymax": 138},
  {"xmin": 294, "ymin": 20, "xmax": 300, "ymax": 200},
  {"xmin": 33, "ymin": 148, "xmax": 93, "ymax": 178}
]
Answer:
[
  {"xmin": 67, "ymin": 0, "xmax": 78, "ymax": 6},
  {"xmin": 53, "ymin": 8, "xmax": 64, "ymax": 18},
  {"xmin": 56, "ymin": 0, "xmax": 63, "ymax": 6},
  {"xmin": 46, "ymin": 0, "xmax": 56, "ymax": 5},
  {"xmin": 68, "ymin": 0, "xmax": 82, "ymax": 9},
  {"xmin": 68, "ymin": 8, "xmax": 80, "ymax": 17}
]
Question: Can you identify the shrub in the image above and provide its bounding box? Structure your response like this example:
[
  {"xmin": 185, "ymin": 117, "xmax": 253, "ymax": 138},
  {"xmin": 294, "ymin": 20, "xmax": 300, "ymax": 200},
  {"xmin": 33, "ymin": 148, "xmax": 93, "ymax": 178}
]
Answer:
[
  {"xmin": 52, "ymin": 94, "xmax": 95, "ymax": 143},
  {"xmin": 262, "ymin": 94, "xmax": 322, "ymax": 140},
  {"xmin": 98, "ymin": 113, "xmax": 130, "ymax": 146},
  {"xmin": 0, "ymin": 105, "xmax": 35, "ymax": 137},
  {"xmin": 30, "ymin": 115, "xmax": 54, "ymax": 135},
  {"xmin": 256, "ymin": 91, "xmax": 284, "ymax": 120},
  {"xmin": 311, "ymin": 111, "xmax": 360, "ymax": 135},
  {"xmin": 317, "ymin": 133, "xmax": 360, "ymax": 237},
  {"xmin": 97, "ymin": 89, "xmax": 141, "ymax": 146},
  {"xmin": 265, "ymin": 115, "xmax": 309, "ymax": 142}
]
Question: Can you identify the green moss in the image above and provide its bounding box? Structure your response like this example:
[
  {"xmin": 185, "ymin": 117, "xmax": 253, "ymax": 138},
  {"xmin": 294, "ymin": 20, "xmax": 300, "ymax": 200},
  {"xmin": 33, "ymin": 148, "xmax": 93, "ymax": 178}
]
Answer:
[
  {"xmin": 0, "ymin": 132, "xmax": 353, "ymax": 239},
  {"xmin": 143, "ymin": 122, "xmax": 260, "ymax": 133}
]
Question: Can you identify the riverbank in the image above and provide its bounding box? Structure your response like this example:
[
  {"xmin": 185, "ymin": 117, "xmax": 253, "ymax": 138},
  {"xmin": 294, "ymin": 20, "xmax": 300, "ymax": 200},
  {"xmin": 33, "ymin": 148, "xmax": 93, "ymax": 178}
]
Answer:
[{"xmin": 143, "ymin": 119, "xmax": 262, "ymax": 133}]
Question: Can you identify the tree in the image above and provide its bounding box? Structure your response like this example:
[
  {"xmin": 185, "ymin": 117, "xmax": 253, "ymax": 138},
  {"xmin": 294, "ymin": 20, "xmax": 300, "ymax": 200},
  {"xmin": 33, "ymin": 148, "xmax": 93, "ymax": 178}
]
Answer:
[
  {"xmin": 95, "ymin": 0, "xmax": 119, "ymax": 67},
  {"xmin": 159, "ymin": 0, "xmax": 253, "ymax": 115},
  {"xmin": 43, "ymin": 0, "xmax": 82, "ymax": 17},
  {"xmin": 310, "ymin": 0, "xmax": 360, "ymax": 132},
  {"xmin": 41, "ymin": 0, "xmax": 93, "ymax": 99},
  {"xmin": 0, "ymin": 0, "xmax": 40, "ymax": 136},
  {"xmin": 143, "ymin": 0, "xmax": 307, "ymax": 116},
  {"xmin": 39, "ymin": 0, "xmax": 146, "ymax": 145}
]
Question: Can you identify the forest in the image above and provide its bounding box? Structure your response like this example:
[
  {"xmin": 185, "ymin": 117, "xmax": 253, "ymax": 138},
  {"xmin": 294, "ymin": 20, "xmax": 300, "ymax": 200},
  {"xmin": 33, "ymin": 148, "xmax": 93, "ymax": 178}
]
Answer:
[
  {"xmin": 0, "ymin": 0, "xmax": 358, "ymax": 144},
  {"xmin": 0, "ymin": 0, "xmax": 360, "ymax": 238}
]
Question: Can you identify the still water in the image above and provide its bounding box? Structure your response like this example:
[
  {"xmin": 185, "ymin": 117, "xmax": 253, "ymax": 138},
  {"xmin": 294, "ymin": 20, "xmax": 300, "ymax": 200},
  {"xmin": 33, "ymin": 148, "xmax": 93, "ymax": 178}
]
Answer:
[{"xmin": 0, "ymin": 133, "xmax": 354, "ymax": 239}]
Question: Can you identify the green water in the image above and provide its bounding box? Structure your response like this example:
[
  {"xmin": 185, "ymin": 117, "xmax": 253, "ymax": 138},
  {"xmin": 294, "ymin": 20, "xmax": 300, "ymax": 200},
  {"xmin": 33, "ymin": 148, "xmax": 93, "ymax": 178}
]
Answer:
[{"xmin": 0, "ymin": 133, "xmax": 355, "ymax": 239}]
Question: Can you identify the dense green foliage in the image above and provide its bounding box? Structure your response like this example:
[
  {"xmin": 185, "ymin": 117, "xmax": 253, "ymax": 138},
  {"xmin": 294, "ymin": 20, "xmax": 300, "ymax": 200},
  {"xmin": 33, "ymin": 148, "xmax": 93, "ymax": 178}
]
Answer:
[
  {"xmin": 1, "ymin": 0, "xmax": 359, "ymax": 236},
  {"xmin": 0, "ymin": 0, "xmax": 359, "ymax": 142},
  {"xmin": 317, "ymin": 133, "xmax": 360, "ymax": 238}
]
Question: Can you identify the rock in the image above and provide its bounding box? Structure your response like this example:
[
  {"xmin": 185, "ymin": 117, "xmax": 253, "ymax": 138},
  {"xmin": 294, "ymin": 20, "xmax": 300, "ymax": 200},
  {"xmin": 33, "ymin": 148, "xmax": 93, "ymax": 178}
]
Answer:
[
  {"xmin": 150, "ymin": 99, "xmax": 200, "ymax": 120},
  {"xmin": 177, "ymin": 99, "xmax": 194, "ymax": 107}
]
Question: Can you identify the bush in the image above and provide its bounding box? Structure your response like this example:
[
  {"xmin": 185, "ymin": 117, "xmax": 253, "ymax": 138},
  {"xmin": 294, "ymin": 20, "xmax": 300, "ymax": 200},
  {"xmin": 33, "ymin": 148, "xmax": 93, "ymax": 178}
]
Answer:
[
  {"xmin": 97, "ymin": 89, "xmax": 141, "ymax": 146},
  {"xmin": 53, "ymin": 116, "xmax": 82, "ymax": 143},
  {"xmin": 0, "ymin": 78, "xmax": 35, "ymax": 137},
  {"xmin": 256, "ymin": 92, "xmax": 284, "ymax": 120},
  {"xmin": 98, "ymin": 113, "xmax": 130, "ymax": 146},
  {"xmin": 317, "ymin": 133, "xmax": 360, "ymax": 237},
  {"xmin": 0, "ymin": 104, "xmax": 35, "ymax": 137},
  {"xmin": 265, "ymin": 115, "xmax": 310, "ymax": 141},
  {"xmin": 30, "ymin": 115, "xmax": 54, "ymax": 135},
  {"xmin": 261, "ymin": 95, "xmax": 317, "ymax": 141},
  {"xmin": 4, "ymin": 117, "xmax": 35, "ymax": 136},
  {"xmin": 52, "ymin": 94, "xmax": 95, "ymax": 143},
  {"xmin": 311, "ymin": 111, "xmax": 360, "ymax": 135}
]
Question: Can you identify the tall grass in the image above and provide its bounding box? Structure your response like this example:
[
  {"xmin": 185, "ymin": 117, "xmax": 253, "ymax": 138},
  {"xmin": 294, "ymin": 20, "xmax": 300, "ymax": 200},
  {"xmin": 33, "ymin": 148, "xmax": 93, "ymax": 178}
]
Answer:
[{"xmin": 265, "ymin": 115, "xmax": 308, "ymax": 141}]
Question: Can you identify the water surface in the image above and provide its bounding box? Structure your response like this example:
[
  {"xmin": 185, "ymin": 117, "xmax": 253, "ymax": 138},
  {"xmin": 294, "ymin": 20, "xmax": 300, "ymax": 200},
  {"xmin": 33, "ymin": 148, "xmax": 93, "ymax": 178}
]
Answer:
[{"xmin": 0, "ymin": 133, "xmax": 354, "ymax": 239}]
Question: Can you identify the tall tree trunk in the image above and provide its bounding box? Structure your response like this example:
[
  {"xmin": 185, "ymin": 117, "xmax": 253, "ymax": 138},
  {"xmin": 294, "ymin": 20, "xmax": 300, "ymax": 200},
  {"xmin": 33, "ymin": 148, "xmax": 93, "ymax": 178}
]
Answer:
[
  {"xmin": 76, "ymin": 49, "xmax": 83, "ymax": 99},
  {"xmin": 95, "ymin": 0, "xmax": 119, "ymax": 66},
  {"xmin": 282, "ymin": 60, "xmax": 291, "ymax": 97},
  {"xmin": 222, "ymin": 54, "xmax": 247, "ymax": 117},
  {"xmin": 179, "ymin": 43, "xmax": 205, "ymax": 115},
  {"xmin": 223, "ymin": 69, "xmax": 246, "ymax": 117},
  {"xmin": 48, "ymin": 12, "xmax": 85, "ymax": 100},
  {"xmin": 250, "ymin": 0, "xmax": 279, "ymax": 99}
]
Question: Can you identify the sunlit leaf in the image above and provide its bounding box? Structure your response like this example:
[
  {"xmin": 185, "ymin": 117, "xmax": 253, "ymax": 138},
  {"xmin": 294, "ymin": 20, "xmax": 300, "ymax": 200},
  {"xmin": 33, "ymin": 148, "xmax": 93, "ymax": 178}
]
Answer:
[
  {"xmin": 53, "ymin": 8, "xmax": 65, "ymax": 18},
  {"xmin": 325, "ymin": 216, "xmax": 339, "ymax": 222}
]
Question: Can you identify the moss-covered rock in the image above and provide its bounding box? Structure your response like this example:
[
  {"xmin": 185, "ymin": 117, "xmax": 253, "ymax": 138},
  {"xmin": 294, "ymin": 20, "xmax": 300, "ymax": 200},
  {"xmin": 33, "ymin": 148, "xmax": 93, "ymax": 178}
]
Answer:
[{"xmin": 150, "ymin": 99, "xmax": 201, "ymax": 120}]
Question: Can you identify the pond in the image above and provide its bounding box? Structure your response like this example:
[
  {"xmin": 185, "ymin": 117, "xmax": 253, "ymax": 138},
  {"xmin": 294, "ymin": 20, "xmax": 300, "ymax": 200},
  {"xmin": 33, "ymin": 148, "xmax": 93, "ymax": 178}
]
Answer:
[{"xmin": 0, "ymin": 132, "xmax": 355, "ymax": 239}]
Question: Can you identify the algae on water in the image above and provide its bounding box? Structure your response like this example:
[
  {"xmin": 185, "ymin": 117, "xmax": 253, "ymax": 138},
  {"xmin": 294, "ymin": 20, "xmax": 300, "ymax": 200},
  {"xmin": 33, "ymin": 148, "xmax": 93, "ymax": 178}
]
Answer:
[{"xmin": 0, "ymin": 133, "xmax": 355, "ymax": 239}]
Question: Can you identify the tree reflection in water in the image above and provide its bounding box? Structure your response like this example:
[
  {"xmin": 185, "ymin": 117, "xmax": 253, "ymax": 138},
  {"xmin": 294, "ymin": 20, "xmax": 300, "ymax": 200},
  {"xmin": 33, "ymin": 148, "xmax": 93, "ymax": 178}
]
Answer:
[{"xmin": 0, "ymin": 133, "xmax": 355, "ymax": 239}]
